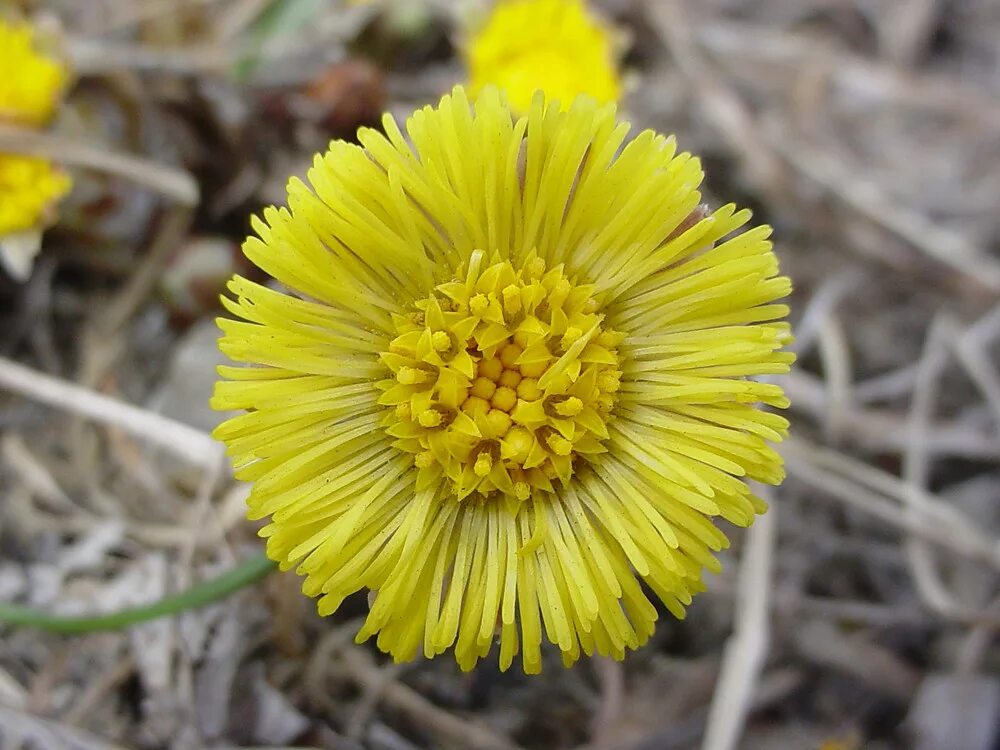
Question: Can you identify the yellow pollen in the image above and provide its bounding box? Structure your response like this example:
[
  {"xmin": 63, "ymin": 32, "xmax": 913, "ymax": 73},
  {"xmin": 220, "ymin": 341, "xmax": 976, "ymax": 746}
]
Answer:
[
  {"xmin": 516, "ymin": 377, "xmax": 542, "ymax": 401},
  {"xmin": 502, "ymin": 284, "xmax": 521, "ymax": 315},
  {"xmin": 474, "ymin": 452, "xmax": 493, "ymax": 477},
  {"xmin": 462, "ymin": 396, "xmax": 491, "ymax": 419},
  {"xmin": 491, "ymin": 386, "xmax": 517, "ymax": 412},
  {"xmin": 418, "ymin": 409, "xmax": 443, "ymax": 428},
  {"xmin": 431, "ymin": 330, "xmax": 451, "ymax": 351},
  {"xmin": 470, "ymin": 294, "xmax": 489, "ymax": 317},
  {"xmin": 470, "ymin": 376, "xmax": 497, "ymax": 400},
  {"xmin": 597, "ymin": 372, "xmax": 620, "ymax": 392},
  {"xmin": 398, "ymin": 366, "xmax": 428, "ymax": 385},
  {"xmin": 554, "ymin": 397, "xmax": 584, "ymax": 417},
  {"xmin": 380, "ymin": 252, "xmax": 621, "ymax": 500},
  {"xmin": 478, "ymin": 356, "xmax": 503, "ymax": 381},
  {"xmin": 546, "ymin": 434, "xmax": 574, "ymax": 456},
  {"xmin": 498, "ymin": 369, "xmax": 521, "ymax": 388},
  {"xmin": 485, "ymin": 409, "xmax": 513, "ymax": 438}
]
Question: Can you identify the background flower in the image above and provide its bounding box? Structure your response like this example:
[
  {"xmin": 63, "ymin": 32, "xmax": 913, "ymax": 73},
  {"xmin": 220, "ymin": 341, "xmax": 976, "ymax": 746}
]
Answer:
[
  {"xmin": 0, "ymin": 17, "xmax": 72, "ymax": 280},
  {"xmin": 0, "ymin": 19, "xmax": 68, "ymax": 127},
  {"xmin": 213, "ymin": 86, "xmax": 792, "ymax": 673},
  {"xmin": 466, "ymin": 0, "xmax": 621, "ymax": 112},
  {"xmin": 0, "ymin": 154, "xmax": 72, "ymax": 237}
]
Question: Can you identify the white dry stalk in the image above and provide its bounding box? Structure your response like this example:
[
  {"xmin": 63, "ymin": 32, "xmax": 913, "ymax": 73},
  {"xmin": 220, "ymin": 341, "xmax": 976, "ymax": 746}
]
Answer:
[
  {"xmin": 647, "ymin": 0, "xmax": 782, "ymax": 189},
  {"xmin": 903, "ymin": 314, "xmax": 975, "ymax": 620},
  {"xmin": 0, "ymin": 705, "xmax": 130, "ymax": 750},
  {"xmin": 0, "ymin": 125, "xmax": 199, "ymax": 207},
  {"xmin": 648, "ymin": 1, "xmax": 1000, "ymax": 293},
  {"xmin": 784, "ymin": 369, "xmax": 1000, "ymax": 460},
  {"xmin": 789, "ymin": 269, "xmax": 864, "ymax": 357},
  {"xmin": 75, "ymin": 0, "xmax": 229, "ymax": 35},
  {"xmin": 784, "ymin": 436, "xmax": 1000, "ymax": 580},
  {"xmin": 769, "ymin": 133, "xmax": 1000, "ymax": 293},
  {"xmin": 0, "ymin": 356, "xmax": 221, "ymax": 469},
  {"xmin": 0, "ymin": 229, "xmax": 44, "ymax": 282},
  {"xmin": 697, "ymin": 20, "xmax": 1000, "ymax": 128},
  {"xmin": 817, "ymin": 314, "xmax": 853, "ymax": 442},
  {"xmin": 853, "ymin": 364, "xmax": 919, "ymax": 404},
  {"xmin": 701, "ymin": 490, "xmax": 777, "ymax": 750},
  {"xmin": 955, "ymin": 302, "xmax": 1000, "ymax": 425}
]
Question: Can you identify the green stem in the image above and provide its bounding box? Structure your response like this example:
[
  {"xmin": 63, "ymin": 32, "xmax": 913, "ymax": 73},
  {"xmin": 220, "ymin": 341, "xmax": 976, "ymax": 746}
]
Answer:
[{"xmin": 0, "ymin": 553, "xmax": 276, "ymax": 634}]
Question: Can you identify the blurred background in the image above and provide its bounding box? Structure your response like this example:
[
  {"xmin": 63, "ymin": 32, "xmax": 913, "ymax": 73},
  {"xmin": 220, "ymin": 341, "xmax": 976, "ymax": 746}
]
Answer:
[{"xmin": 0, "ymin": 1, "xmax": 999, "ymax": 749}]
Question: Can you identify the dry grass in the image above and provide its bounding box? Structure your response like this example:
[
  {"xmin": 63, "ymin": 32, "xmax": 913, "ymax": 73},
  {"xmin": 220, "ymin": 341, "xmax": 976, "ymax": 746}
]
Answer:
[{"xmin": 1, "ymin": 1, "xmax": 998, "ymax": 748}]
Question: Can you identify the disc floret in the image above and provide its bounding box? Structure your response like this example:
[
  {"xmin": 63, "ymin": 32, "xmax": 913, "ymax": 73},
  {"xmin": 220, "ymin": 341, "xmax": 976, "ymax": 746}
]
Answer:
[{"xmin": 379, "ymin": 250, "xmax": 622, "ymax": 501}]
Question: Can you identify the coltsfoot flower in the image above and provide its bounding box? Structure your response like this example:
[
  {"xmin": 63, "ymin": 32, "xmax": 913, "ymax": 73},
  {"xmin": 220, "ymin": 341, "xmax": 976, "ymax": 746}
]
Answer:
[
  {"xmin": 467, "ymin": 0, "xmax": 621, "ymax": 113},
  {"xmin": 213, "ymin": 86, "xmax": 793, "ymax": 673},
  {"xmin": 0, "ymin": 18, "xmax": 71, "ymax": 280},
  {"xmin": 0, "ymin": 19, "xmax": 68, "ymax": 127},
  {"xmin": 0, "ymin": 154, "xmax": 72, "ymax": 237}
]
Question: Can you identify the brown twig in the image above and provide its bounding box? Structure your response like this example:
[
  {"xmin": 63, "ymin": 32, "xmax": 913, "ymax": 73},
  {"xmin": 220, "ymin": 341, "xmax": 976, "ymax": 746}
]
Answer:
[{"xmin": 337, "ymin": 647, "xmax": 524, "ymax": 750}]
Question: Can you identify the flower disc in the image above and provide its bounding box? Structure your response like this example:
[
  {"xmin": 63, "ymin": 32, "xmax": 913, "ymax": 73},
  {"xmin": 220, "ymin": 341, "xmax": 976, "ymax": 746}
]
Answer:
[{"xmin": 213, "ymin": 86, "xmax": 793, "ymax": 673}]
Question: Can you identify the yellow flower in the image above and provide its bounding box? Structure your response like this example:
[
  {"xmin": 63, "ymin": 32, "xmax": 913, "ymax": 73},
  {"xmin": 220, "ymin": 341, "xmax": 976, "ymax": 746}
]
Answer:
[
  {"xmin": 0, "ymin": 20, "xmax": 68, "ymax": 127},
  {"xmin": 0, "ymin": 154, "xmax": 71, "ymax": 237},
  {"xmin": 213, "ymin": 86, "xmax": 793, "ymax": 673},
  {"xmin": 467, "ymin": 0, "xmax": 621, "ymax": 113}
]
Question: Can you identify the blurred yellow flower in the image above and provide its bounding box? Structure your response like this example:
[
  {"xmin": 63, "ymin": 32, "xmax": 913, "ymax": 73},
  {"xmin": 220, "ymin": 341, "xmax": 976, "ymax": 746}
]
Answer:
[
  {"xmin": 467, "ymin": 0, "xmax": 621, "ymax": 113},
  {"xmin": 0, "ymin": 20, "xmax": 68, "ymax": 127},
  {"xmin": 213, "ymin": 86, "xmax": 792, "ymax": 673},
  {"xmin": 0, "ymin": 154, "xmax": 71, "ymax": 237}
]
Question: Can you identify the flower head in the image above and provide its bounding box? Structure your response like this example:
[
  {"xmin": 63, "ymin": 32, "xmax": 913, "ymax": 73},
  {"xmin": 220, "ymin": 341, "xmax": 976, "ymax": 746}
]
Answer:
[
  {"xmin": 0, "ymin": 154, "xmax": 71, "ymax": 237},
  {"xmin": 0, "ymin": 19, "xmax": 68, "ymax": 127},
  {"xmin": 213, "ymin": 86, "xmax": 793, "ymax": 673},
  {"xmin": 467, "ymin": 0, "xmax": 621, "ymax": 113}
]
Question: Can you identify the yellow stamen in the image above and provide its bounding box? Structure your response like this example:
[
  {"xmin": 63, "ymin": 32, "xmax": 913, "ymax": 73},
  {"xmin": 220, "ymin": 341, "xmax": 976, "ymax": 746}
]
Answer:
[
  {"xmin": 474, "ymin": 452, "xmax": 493, "ymax": 477},
  {"xmin": 554, "ymin": 397, "xmax": 583, "ymax": 417},
  {"xmin": 431, "ymin": 330, "xmax": 451, "ymax": 351},
  {"xmin": 398, "ymin": 366, "xmax": 428, "ymax": 385},
  {"xmin": 470, "ymin": 294, "xmax": 489, "ymax": 317},
  {"xmin": 380, "ymin": 252, "xmax": 622, "ymax": 499},
  {"xmin": 418, "ymin": 409, "xmax": 443, "ymax": 428}
]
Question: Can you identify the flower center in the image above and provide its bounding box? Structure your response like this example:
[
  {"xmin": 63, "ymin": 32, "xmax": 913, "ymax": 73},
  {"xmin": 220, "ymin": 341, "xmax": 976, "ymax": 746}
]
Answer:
[{"xmin": 378, "ymin": 250, "xmax": 622, "ymax": 501}]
